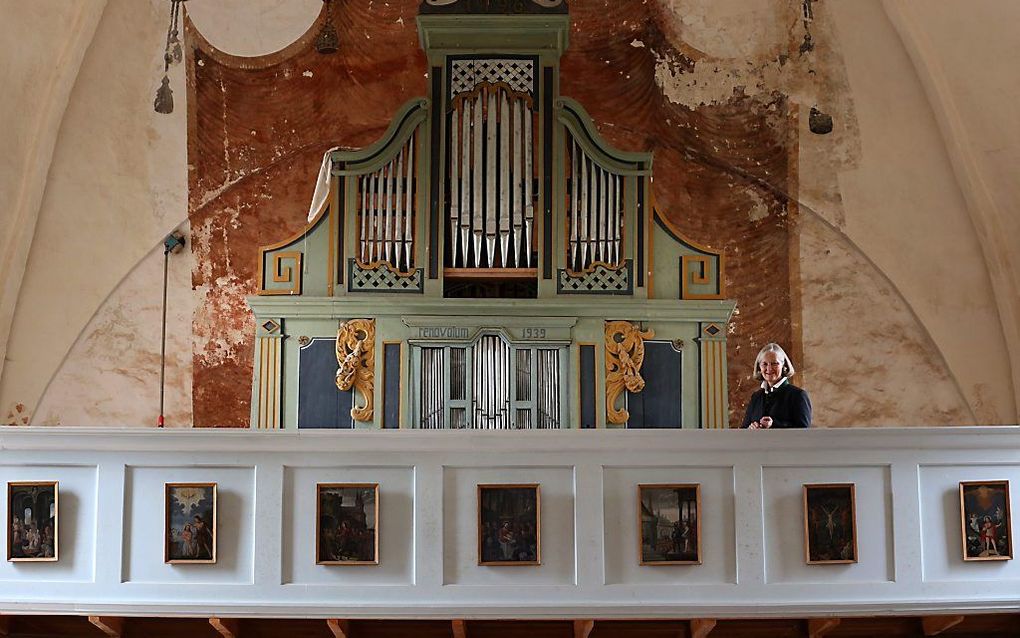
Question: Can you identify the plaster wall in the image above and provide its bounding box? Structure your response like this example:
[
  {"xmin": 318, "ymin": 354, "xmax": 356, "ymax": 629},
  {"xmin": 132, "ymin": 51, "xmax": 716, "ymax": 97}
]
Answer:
[
  {"xmin": 885, "ymin": 0, "xmax": 1020, "ymax": 421},
  {"xmin": 798, "ymin": 0, "xmax": 1012, "ymax": 424},
  {"xmin": 0, "ymin": 0, "xmax": 187, "ymax": 424},
  {"xmin": 0, "ymin": 0, "xmax": 106, "ymax": 415},
  {"xmin": 33, "ymin": 236, "xmax": 195, "ymax": 427},
  {"xmin": 3, "ymin": 0, "xmax": 1018, "ymax": 427}
]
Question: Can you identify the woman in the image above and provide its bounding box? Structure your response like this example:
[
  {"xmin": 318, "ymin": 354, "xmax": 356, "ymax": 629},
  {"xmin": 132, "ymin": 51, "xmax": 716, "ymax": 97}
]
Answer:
[{"xmin": 742, "ymin": 343, "xmax": 811, "ymax": 429}]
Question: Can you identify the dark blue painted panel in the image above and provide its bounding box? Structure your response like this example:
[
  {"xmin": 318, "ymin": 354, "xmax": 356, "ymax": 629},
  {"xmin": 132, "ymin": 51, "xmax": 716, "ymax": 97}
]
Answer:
[
  {"xmin": 579, "ymin": 345, "xmax": 596, "ymax": 429},
  {"xmin": 383, "ymin": 343, "xmax": 401, "ymax": 429},
  {"xmin": 627, "ymin": 341, "xmax": 682, "ymax": 429},
  {"xmin": 298, "ymin": 338, "xmax": 353, "ymax": 429}
]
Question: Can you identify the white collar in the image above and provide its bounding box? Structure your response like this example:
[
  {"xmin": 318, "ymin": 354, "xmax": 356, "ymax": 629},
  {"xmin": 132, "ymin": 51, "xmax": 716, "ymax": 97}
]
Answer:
[{"xmin": 761, "ymin": 376, "xmax": 789, "ymax": 394}]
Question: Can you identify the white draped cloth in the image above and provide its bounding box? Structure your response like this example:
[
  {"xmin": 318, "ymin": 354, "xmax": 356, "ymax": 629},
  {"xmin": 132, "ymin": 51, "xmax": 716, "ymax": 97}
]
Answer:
[{"xmin": 307, "ymin": 147, "xmax": 339, "ymax": 222}]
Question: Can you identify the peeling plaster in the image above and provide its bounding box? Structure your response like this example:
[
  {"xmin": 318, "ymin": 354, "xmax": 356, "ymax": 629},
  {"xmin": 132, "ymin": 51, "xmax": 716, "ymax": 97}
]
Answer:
[{"xmin": 799, "ymin": 213, "xmax": 972, "ymax": 426}]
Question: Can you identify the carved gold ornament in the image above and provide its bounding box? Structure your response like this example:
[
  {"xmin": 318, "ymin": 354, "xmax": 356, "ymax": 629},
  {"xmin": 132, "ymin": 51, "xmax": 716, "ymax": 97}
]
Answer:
[
  {"xmin": 335, "ymin": 319, "xmax": 376, "ymax": 422},
  {"xmin": 605, "ymin": 320, "xmax": 655, "ymax": 425}
]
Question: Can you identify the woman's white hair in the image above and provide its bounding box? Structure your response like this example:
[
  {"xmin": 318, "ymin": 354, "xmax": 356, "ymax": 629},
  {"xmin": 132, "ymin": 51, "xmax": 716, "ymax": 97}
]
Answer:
[{"xmin": 752, "ymin": 342, "xmax": 795, "ymax": 381}]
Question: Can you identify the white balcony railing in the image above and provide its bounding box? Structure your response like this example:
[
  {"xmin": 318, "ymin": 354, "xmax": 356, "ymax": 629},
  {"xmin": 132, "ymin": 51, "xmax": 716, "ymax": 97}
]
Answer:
[{"xmin": 0, "ymin": 426, "xmax": 1017, "ymax": 618}]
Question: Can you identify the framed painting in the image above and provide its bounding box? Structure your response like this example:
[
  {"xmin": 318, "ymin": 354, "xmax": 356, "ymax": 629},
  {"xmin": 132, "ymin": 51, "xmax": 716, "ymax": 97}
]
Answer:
[
  {"xmin": 803, "ymin": 483, "xmax": 858, "ymax": 564},
  {"xmin": 316, "ymin": 483, "xmax": 379, "ymax": 565},
  {"xmin": 7, "ymin": 481, "xmax": 58, "ymax": 562},
  {"xmin": 960, "ymin": 480, "xmax": 1012, "ymax": 561},
  {"xmin": 638, "ymin": 484, "xmax": 701, "ymax": 565},
  {"xmin": 478, "ymin": 484, "xmax": 541, "ymax": 566},
  {"xmin": 164, "ymin": 483, "xmax": 217, "ymax": 564}
]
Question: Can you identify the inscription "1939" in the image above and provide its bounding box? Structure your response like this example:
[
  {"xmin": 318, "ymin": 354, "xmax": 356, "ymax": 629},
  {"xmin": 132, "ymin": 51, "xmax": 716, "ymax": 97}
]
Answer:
[{"xmin": 521, "ymin": 328, "xmax": 547, "ymax": 339}]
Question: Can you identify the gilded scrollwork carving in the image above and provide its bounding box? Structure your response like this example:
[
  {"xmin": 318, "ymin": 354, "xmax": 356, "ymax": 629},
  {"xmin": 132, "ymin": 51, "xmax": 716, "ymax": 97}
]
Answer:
[
  {"xmin": 605, "ymin": 320, "xmax": 655, "ymax": 425},
  {"xmin": 335, "ymin": 319, "xmax": 376, "ymax": 422}
]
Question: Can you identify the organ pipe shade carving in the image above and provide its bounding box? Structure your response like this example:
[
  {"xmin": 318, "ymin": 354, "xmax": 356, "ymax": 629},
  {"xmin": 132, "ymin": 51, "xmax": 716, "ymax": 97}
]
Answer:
[
  {"xmin": 336, "ymin": 319, "xmax": 376, "ymax": 422},
  {"xmin": 605, "ymin": 320, "xmax": 655, "ymax": 425}
]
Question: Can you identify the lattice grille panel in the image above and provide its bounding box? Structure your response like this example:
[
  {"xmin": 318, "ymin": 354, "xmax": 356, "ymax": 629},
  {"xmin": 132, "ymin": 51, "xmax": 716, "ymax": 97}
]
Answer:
[
  {"xmin": 450, "ymin": 58, "xmax": 535, "ymax": 98},
  {"xmin": 349, "ymin": 259, "xmax": 424, "ymax": 293},
  {"xmin": 557, "ymin": 260, "xmax": 632, "ymax": 295}
]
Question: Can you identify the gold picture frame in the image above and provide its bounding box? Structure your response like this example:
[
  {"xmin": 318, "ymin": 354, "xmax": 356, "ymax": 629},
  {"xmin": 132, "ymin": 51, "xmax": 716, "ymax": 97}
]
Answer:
[
  {"xmin": 638, "ymin": 483, "xmax": 702, "ymax": 565},
  {"xmin": 316, "ymin": 483, "xmax": 379, "ymax": 565},
  {"xmin": 477, "ymin": 484, "xmax": 541, "ymax": 566},
  {"xmin": 803, "ymin": 483, "xmax": 858, "ymax": 565},
  {"xmin": 960, "ymin": 480, "xmax": 1012, "ymax": 561},
  {"xmin": 164, "ymin": 483, "xmax": 217, "ymax": 564},
  {"xmin": 7, "ymin": 481, "xmax": 58, "ymax": 562}
]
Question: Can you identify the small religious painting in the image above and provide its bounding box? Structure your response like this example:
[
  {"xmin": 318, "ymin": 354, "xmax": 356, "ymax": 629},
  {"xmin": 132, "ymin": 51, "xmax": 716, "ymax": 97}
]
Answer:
[
  {"xmin": 7, "ymin": 481, "xmax": 58, "ymax": 562},
  {"xmin": 960, "ymin": 480, "xmax": 1012, "ymax": 561},
  {"xmin": 803, "ymin": 483, "xmax": 858, "ymax": 564},
  {"xmin": 316, "ymin": 483, "xmax": 379, "ymax": 565},
  {"xmin": 478, "ymin": 484, "xmax": 541, "ymax": 566},
  {"xmin": 164, "ymin": 483, "xmax": 217, "ymax": 564},
  {"xmin": 638, "ymin": 484, "xmax": 701, "ymax": 565}
]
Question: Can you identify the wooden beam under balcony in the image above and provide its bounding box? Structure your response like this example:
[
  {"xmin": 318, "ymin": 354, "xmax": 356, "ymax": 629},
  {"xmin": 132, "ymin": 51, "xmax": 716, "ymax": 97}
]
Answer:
[
  {"xmin": 690, "ymin": 618, "xmax": 716, "ymax": 638},
  {"xmin": 327, "ymin": 618, "xmax": 351, "ymax": 638},
  {"xmin": 87, "ymin": 617, "xmax": 124, "ymax": 637},
  {"xmin": 209, "ymin": 617, "xmax": 240, "ymax": 638},
  {"xmin": 922, "ymin": 615, "xmax": 965, "ymax": 635},
  {"xmin": 573, "ymin": 619, "xmax": 594, "ymax": 638},
  {"xmin": 807, "ymin": 618, "xmax": 841, "ymax": 637}
]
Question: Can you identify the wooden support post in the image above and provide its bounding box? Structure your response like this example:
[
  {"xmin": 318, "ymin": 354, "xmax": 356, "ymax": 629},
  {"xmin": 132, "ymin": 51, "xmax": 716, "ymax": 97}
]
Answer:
[
  {"xmin": 690, "ymin": 618, "xmax": 716, "ymax": 638},
  {"xmin": 452, "ymin": 619, "xmax": 468, "ymax": 638},
  {"xmin": 88, "ymin": 617, "xmax": 124, "ymax": 638},
  {"xmin": 209, "ymin": 617, "xmax": 241, "ymax": 638},
  {"xmin": 922, "ymin": 616, "xmax": 965, "ymax": 636},
  {"xmin": 0, "ymin": 615, "xmax": 10, "ymax": 637},
  {"xmin": 573, "ymin": 619, "xmax": 595, "ymax": 638},
  {"xmin": 807, "ymin": 618, "xmax": 841, "ymax": 638},
  {"xmin": 327, "ymin": 619, "xmax": 351, "ymax": 638}
]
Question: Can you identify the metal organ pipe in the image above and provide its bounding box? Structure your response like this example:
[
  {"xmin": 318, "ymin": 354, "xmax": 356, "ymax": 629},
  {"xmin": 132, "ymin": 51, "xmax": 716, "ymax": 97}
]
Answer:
[
  {"xmin": 499, "ymin": 93, "xmax": 511, "ymax": 266},
  {"xmin": 485, "ymin": 89, "xmax": 497, "ymax": 265},
  {"xmin": 459, "ymin": 101, "xmax": 471, "ymax": 266},
  {"xmin": 403, "ymin": 133, "xmax": 414, "ymax": 271},
  {"xmin": 512, "ymin": 100, "xmax": 523, "ymax": 266},
  {"xmin": 523, "ymin": 102, "xmax": 533, "ymax": 268},
  {"xmin": 395, "ymin": 146, "xmax": 405, "ymax": 269},
  {"xmin": 472, "ymin": 95, "xmax": 484, "ymax": 265},
  {"xmin": 450, "ymin": 109, "xmax": 461, "ymax": 266}
]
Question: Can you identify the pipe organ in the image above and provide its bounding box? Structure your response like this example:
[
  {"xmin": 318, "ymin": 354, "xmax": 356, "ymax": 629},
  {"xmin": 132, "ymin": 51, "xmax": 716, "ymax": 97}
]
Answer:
[{"xmin": 249, "ymin": 0, "xmax": 732, "ymax": 431}]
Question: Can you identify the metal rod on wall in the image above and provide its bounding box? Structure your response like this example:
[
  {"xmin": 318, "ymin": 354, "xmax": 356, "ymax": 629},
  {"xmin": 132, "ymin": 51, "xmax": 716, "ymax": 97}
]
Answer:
[{"xmin": 158, "ymin": 231, "xmax": 186, "ymax": 427}]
